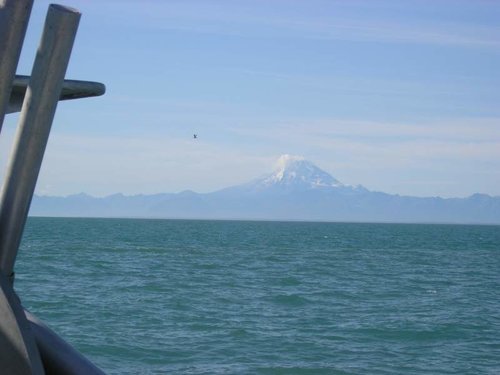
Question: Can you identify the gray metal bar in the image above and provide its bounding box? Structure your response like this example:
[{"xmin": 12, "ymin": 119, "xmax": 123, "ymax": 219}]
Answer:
[
  {"xmin": 0, "ymin": 4, "xmax": 81, "ymax": 279},
  {"xmin": 0, "ymin": 0, "xmax": 34, "ymax": 132},
  {"xmin": 25, "ymin": 310, "xmax": 106, "ymax": 375},
  {"xmin": 8, "ymin": 75, "xmax": 106, "ymax": 114}
]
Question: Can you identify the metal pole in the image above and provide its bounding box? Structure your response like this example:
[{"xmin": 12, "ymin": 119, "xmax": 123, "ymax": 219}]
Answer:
[
  {"xmin": 0, "ymin": 4, "xmax": 81, "ymax": 279},
  {"xmin": 0, "ymin": 0, "xmax": 33, "ymax": 132}
]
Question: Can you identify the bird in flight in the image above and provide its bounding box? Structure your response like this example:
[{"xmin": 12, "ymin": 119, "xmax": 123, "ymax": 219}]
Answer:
[{"xmin": 193, "ymin": 134, "xmax": 197, "ymax": 139}]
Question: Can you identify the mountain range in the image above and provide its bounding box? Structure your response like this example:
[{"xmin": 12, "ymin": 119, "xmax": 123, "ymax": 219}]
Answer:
[{"xmin": 30, "ymin": 155, "xmax": 500, "ymax": 224}]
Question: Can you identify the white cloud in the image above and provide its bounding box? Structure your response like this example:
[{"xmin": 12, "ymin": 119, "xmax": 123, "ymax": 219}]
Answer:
[
  {"xmin": 231, "ymin": 117, "xmax": 500, "ymax": 145},
  {"xmin": 25, "ymin": 133, "xmax": 273, "ymax": 196},
  {"xmin": 275, "ymin": 154, "xmax": 304, "ymax": 170},
  {"xmin": 225, "ymin": 117, "xmax": 500, "ymax": 197},
  {"xmin": 2, "ymin": 111, "xmax": 499, "ymax": 198},
  {"xmin": 89, "ymin": 0, "xmax": 500, "ymax": 48},
  {"xmin": 5, "ymin": 1, "xmax": 499, "ymax": 199}
]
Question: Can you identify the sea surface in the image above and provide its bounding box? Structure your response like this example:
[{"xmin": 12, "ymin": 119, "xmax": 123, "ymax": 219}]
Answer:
[{"xmin": 15, "ymin": 217, "xmax": 500, "ymax": 374}]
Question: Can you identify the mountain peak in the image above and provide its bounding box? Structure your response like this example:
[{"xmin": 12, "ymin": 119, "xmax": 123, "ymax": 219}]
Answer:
[
  {"xmin": 275, "ymin": 154, "xmax": 305, "ymax": 171},
  {"xmin": 258, "ymin": 154, "xmax": 344, "ymax": 190}
]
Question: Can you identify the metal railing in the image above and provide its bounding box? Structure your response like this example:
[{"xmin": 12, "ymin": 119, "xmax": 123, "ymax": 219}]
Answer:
[
  {"xmin": 0, "ymin": 1, "xmax": 106, "ymax": 373},
  {"xmin": 0, "ymin": 0, "xmax": 32, "ymax": 132}
]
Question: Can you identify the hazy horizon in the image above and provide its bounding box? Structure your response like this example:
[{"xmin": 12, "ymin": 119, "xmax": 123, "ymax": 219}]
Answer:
[
  {"xmin": 2, "ymin": 0, "xmax": 499, "ymax": 199},
  {"xmin": 33, "ymin": 154, "xmax": 499, "ymax": 200}
]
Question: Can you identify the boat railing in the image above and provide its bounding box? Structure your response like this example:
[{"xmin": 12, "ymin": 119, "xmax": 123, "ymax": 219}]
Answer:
[{"xmin": 0, "ymin": 1, "xmax": 106, "ymax": 373}]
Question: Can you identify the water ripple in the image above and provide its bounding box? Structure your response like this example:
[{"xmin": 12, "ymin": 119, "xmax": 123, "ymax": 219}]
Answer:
[{"xmin": 15, "ymin": 218, "xmax": 500, "ymax": 374}]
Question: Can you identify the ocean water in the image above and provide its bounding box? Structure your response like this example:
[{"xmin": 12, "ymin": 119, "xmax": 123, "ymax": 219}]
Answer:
[{"xmin": 15, "ymin": 217, "xmax": 500, "ymax": 374}]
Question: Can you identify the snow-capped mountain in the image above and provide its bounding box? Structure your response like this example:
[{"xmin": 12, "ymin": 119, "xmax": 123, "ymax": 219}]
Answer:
[
  {"xmin": 258, "ymin": 154, "xmax": 343, "ymax": 189},
  {"xmin": 30, "ymin": 155, "xmax": 500, "ymax": 224}
]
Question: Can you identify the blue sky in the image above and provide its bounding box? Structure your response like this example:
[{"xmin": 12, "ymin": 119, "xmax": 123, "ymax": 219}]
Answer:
[{"xmin": 1, "ymin": 0, "xmax": 499, "ymax": 198}]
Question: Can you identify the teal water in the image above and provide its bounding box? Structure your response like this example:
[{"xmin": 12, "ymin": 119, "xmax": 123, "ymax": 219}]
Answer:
[{"xmin": 15, "ymin": 218, "xmax": 500, "ymax": 374}]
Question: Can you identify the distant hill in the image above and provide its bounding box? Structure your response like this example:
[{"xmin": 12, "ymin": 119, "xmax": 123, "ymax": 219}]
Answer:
[{"xmin": 31, "ymin": 155, "xmax": 500, "ymax": 224}]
